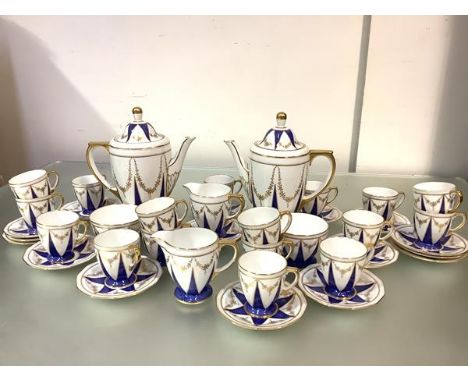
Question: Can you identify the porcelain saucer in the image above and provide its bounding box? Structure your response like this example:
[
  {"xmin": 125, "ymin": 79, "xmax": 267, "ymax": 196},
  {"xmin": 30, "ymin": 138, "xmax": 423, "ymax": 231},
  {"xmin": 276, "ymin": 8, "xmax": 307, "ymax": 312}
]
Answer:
[
  {"xmin": 3, "ymin": 217, "xmax": 39, "ymax": 240},
  {"xmin": 319, "ymin": 206, "xmax": 342, "ymax": 223},
  {"xmin": 217, "ymin": 281, "xmax": 307, "ymax": 331},
  {"xmin": 392, "ymin": 224, "xmax": 468, "ymax": 262},
  {"xmin": 2, "ymin": 232, "xmax": 38, "ymax": 246},
  {"xmin": 186, "ymin": 219, "xmax": 241, "ymax": 242},
  {"xmin": 299, "ymin": 264, "xmax": 385, "ymax": 310},
  {"xmin": 367, "ymin": 240, "xmax": 399, "ymax": 268},
  {"xmin": 62, "ymin": 198, "xmax": 120, "ymax": 220},
  {"xmin": 382, "ymin": 211, "xmax": 411, "ymax": 236},
  {"xmin": 23, "ymin": 236, "xmax": 95, "ymax": 271},
  {"xmin": 76, "ymin": 256, "xmax": 162, "ymax": 299}
]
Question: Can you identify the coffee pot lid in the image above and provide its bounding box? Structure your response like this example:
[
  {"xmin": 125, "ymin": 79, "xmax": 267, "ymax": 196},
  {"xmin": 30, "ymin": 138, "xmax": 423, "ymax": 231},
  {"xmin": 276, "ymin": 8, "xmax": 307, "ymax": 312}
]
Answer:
[
  {"xmin": 113, "ymin": 107, "xmax": 166, "ymax": 145},
  {"xmin": 252, "ymin": 112, "xmax": 308, "ymax": 156}
]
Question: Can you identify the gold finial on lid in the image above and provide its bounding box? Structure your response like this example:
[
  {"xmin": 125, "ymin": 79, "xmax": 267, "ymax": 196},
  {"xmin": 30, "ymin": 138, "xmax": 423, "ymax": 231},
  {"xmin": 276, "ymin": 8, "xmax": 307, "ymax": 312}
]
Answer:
[
  {"xmin": 132, "ymin": 106, "xmax": 143, "ymax": 115},
  {"xmin": 276, "ymin": 111, "xmax": 287, "ymax": 120}
]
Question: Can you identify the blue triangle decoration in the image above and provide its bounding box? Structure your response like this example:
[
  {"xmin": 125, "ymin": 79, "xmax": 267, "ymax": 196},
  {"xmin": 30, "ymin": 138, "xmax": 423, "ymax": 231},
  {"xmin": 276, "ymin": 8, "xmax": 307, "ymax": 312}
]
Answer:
[
  {"xmin": 422, "ymin": 219, "xmax": 432, "ymax": 245},
  {"xmin": 116, "ymin": 254, "xmax": 129, "ymax": 282},
  {"xmin": 293, "ymin": 184, "xmax": 303, "ymax": 212},
  {"xmin": 250, "ymin": 182, "xmax": 256, "ymax": 207},
  {"xmin": 358, "ymin": 230, "xmax": 364, "ymax": 244},
  {"xmin": 296, "ymin": 243, "xmax": 304, "ymax": 264},
  {"xmin": 97, "ymin": 188, "xmax": 104, "ymax": 208},
  {"xmin": 203, "ymin": 212, "xmax": 210, "ymax": 230},
  {"xmin": 31, "ymin": 187, "xmax": 38, "ymax": 199},
  {"xmin": 160, "ymin": 174, "xmax": 166, "ymax": 197},
  {"xmin": 86, "ymin": 190, "xmax": 96, "ymax": 211},
  {"xmin": 342, "ymin": 265, "xmax": 357, "ymax": 292},
  {"xmin": 383, "ymin": 202, "xmax": 390, "ymax": 221},
  {"xmin": 232, "ymin": 288, "xmax": 247, "ymax": 305},
  {"xmin": 421, "ymin": 197, "xmax": 426, "ymax": 211},
  {"xmin": 271, "ymin": 188, "xmax": 278, "ymax": 209},
  {"xmin": 260, "ymin": 128, "xmax": 274, "ymax": 144},
  {"xmin": 28, "ymin": 205, "xmax": 37, "ymax": 230},
  {"xmin": 126, "ymin": 124, "xmax": 137, "ymax": 142},
  {"xmin": 157, "ymin": 218, "xmax": 164, "ymax": 231},
  {"xmin": 133, "ymin": 179, "xmax": 142, "ymax": 205},
  {"xmin": 326, "ymin": 263, "xmax": 338, "ymax": 291},
  {"xmin": 311, "ymin": 199, "xmax": 319, "ymax": 215},
  {"xmin": 139, "ymin": 123, "xmax": 151, "ymax": 141},
  {"xmin": 440, "ymin": 197, "xmax": 445, "ymax": 214},
  {"xmin": 215, "ymin": 211, "xmax": 224, "ymax": 235},
  {"xmin": 284, "ymin": 129, "xmax": 297, "ymax": 148},
  {"xmin": 48, "ymin": 232, "xmax": 62, "ymax": 260},
  {"xmin": 366, "ymin": 199, "xmax": 371, "ymax": 211},
  {"xmin": 252, "ymin": 284, "xmax": 265, "ymax": 309},
  {"xmin": 273, "ymin": 130, "xmax": 283, "ymax": 149},
  {"xmin": 187, "ymin": 270, "xmax": 199, "ymax": 295},
  {"xmin": 262, "ymin": 230, "xmax": 269, "ymax": 245}
]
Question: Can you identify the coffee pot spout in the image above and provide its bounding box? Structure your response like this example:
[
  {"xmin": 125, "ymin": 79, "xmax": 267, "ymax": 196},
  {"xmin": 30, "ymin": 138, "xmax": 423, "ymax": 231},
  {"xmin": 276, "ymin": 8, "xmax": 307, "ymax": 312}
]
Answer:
[
  {"xmin": 224, "ymin": 140, "xmax": 250, "ymax": 200},
  {"xmin": 168, "ymin": 136, "xmax": 196, "ymax": 194}
]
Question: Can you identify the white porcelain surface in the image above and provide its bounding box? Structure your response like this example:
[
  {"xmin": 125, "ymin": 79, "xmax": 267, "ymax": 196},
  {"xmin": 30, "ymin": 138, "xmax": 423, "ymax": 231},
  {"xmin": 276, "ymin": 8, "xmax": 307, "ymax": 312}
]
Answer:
[
  {"xmin": 204, "ymin": 174, "xmax": 242, "ymax": 193},
  {"xmin": 238, "ymin": 207, "xmax": 291, "ymax": 245},
  {"xmin": 136, "ymin": 197, "xmax": 187, "ymax": 233},
  {"xmin": 86, "ymin": 108, "xmax": 195, "ymax": 204},
  {"xmin": 9, "ymin": 169, "xmax": 59, "ymax": 200},
  {"xmin": 217, "ymin": 281, "xmax": 307, "ymax": 330},
  {"xmin": 72, "ymin": 175, "xmax": 105, "ymax": 212},
  {"xmin": 4, "ymin": 217, "xmax": 39, "ymax": 240},
  {"xmin": 362, "ymin": 186, "xmax": 405, "ymax": 222},
  {"xmin": 413, "ymin": 182, "xmax": 463, "ymax": 214},
  {"xmin": 366, "ymin": 240, "xmax": 399, "ymax": 268},
  {"xmin": 61, "ymin": 198, "xmax": 119, "ymax": 220},
  {"xmin": 319, "ymin": 205, "xmax": 343, "ymax": 223},
  {"xmin": 241, "ymin": 239, "xmax": 293, "ymax": 259},
  {"xmin": 90, "ymin": 204, "xmax": 139, "ymax": 234},
  {"xmin": 15, "ymin": 193, "xmax": 64, "ymax": 230}
]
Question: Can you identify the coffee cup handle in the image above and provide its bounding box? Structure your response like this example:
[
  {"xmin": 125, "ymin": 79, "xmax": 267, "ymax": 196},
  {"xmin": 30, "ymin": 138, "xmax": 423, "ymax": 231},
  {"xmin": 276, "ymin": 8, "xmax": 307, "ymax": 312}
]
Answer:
[
  {"xmin": 76, "ymin": 221, "xmax": 88, "ymax": 242},
  {"xmin": 448, "ymin": 190, "xmax": 463, "ymax": 214},
  {"xmin": 232, "ymin": 179, "xmax": 243, "ymax": 194},
  {"xmin": 279, "ymin": 210, "xmax": 292, "ymax": 234},
  {"xmin": 225, "ymin": 194, "xmax": 245, "ymax": 221},
  {"xmin": 379, "ymin": 225, "xmax": 393, "ymax": 241},
  {"xmin": 175, "ymin": 200, "xmax": 188, "ymax": 227},
  {"xmin": 213, "ymin": 240, "xmax": 238, "ymax": 278},
  {"xmin": 394, "ymin": 192, "xmax": 406, "ymax": 210},
  {"xmin": 324, "ymin": 187, "xmax": 339, "ymax": 209},
  {"xmin": 282, "ymin": 267, "xmax": 299, "ymax": 291},
  {"xmin": 52, "ymin": 192, "xmax": 65, "ymax": 210},
  {"xmin": 46, "ymin": 170, "xmax": 60, "ymax": 192},
  {"xmin": 449, "ymin": 212, "xmax": 466, "ymax": 233},
  {"xmin": 281, "ymin": 239, "xmax": 294, "ymax": 260}
]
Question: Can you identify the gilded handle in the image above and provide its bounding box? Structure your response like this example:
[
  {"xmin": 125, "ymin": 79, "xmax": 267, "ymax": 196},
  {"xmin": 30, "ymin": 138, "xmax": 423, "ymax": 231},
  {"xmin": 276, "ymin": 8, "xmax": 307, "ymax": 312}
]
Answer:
[
  {"xmin": 281, "ymin": 238, "xmax": 294, "ymax": 260},
  {"xmin": 232, "ymin": 179, "xmax": 243, "ymax": 194},
  {"xmin": 76, "ymin": 221, "xmax": 88, "ymax": 242},
  {"xmin": 379, "ymin": 224, "xmax": 393, "ymax": 241},
  {"xmin": 300, "ymin": 150, "xmax": 336, "ymax": 209},
  {"xmin": 449, "ymin": 212, "xmax": 466, "ymax": 233},
  {"xmin": 226, "ymin": 194, "xmax": 245, "ymax": 221},
  {"xmin": 394, "ymin": 192, "xmax": 406, "ymax": 210},
  {"xmin": 46, "ymin": 170, "xmax": 60, "ymax": 192},
  {"xmin": 279, "ymin": 210, "xmax": 292, "ymax": 234},
  {"xmin": 213, "ymin": 240, "xmax": 238, "ymax": 278},
  {"xmin": 282, "ymin": 266, "xmax": 299, "ymax": 291},
  {"xmin": 86, "ymin": 141, "xmax": 120, "ymax": 198},
  {"xmin": 51, "ymin": 192, "xmax": 65, "ymax": 210},
  {"xmin": 175, "ymin": 199, "xmax": 189, "ymax": 227},
  {"xmin": 448, "ymin": 190, "xmax": 463, "ymax": 213},
  {"xmin": 325, "ymin": 186, "xmax": 339, "ymax": 209}
]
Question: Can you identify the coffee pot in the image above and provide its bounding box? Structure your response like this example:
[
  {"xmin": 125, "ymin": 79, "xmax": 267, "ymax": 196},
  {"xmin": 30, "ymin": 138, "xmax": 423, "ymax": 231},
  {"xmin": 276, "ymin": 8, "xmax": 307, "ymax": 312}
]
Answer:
[
  {"xmin": 225, "ymin": 112, "xmax": 336, "ymax": 212},
  {"xmin": 86, "ymin": 107, "xmax": 195, "ymax": 205}
]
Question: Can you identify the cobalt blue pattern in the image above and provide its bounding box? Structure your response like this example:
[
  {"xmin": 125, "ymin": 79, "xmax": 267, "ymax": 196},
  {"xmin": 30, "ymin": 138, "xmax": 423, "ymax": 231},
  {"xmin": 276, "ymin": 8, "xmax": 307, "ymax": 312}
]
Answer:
[
  {"xmin": 46, "ymin": 231, "xmax": 74, "ymax": 263},
  {"xmin": 399, "ymin": 228, "xmax": 457, "ymax": 253},
  {"xmin": 260, "ymin": 128, "xmax": 297, "ymax": 150},
  {"xmin": 226, "ymin": 288, "xmax": 293, "ymax": 326},
  {"xmin": 369, "ymin": 244, "xmax": 387, "ymax": 263},
  {"xmin": 33, "ymin": 239, "xmax": 89, "ymax": 267},
  {"xmin": 169, "ymin": 267, "xmax": 215, "ymax": 303},
  {"xmin": 413, "ymin": 216, "xmax": 451, "ymax": 251},
  {"xmin": 85, "ymin": 260, "xmax": 154, "ymax": 294},
  {"xmin": 81, "ymin": 188, "xmax": 104, "ymax": 214},
  {"xmin": 125, "ymin": 123, "xmax": 152, "ymax": 142},
  {"xmin": 307, "ymin": 266, "xmax": 373, "ymax": 305},
  {"xmin": 286, "ymin": 242, "xmax": 318, "ymax": 269},
  {"xmin": 97, "ymin": 256, "xmax": 141, "ymax": 288}
]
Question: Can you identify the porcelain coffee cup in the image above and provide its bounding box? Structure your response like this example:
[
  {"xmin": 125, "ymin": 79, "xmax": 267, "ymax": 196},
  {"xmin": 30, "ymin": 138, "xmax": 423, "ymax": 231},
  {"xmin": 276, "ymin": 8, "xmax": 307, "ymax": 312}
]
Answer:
[
  {"xmin": 36, "ymin": 210, "xmax": 87, "ymax": 263},
  {"xmin": 318, "ymin": 236, "xmax": 368, "ymax": 299},
  {"xmin": 342, "ymin": 209, "xmax": 392, "ymax": 260},
  {"xmin": 413, "ymin": 182, "xmax": 463, "ymax": 214},
  {"xmin": 362, "ymin": 186, "xmax": 405, "ymax": 222},
  {"xmin": 204, "ymin": 174, "xmax": 242, "ymax": 194},
  {"xmin": 238, "ymin": 250, "xmax": 299, "ymax": 318},
  {"xmin": 184, "ymin": 183, "xmax": 245, "ymax": 235},
  {"xmin": 301, "ymin": 180, "xmax": 338, "ymax": 215},
  {"xmin": 9, "ymin": 169, "xmax": 59, "ymax": 200},
  {"xmin": 283, "ymin": 213, "xmax": 329, "ymax": 268},
  {"xmin": 90, "ymin": 204, "xmax": 139, "ymax": 234},
  {"xmin": 153, "ymin": 227, "xmax": 237, "ymax": 304},
  {"xmin": 94, "ymin": 228, "xmax": 142, "ymax": 288},
  {"xmin": 413, "ymin": 206, "xmax": 466, "ymax": 250},
  {"xmin": 241, "ymin": 239, "xmax": 294, "ymax": 260},
  {"xmin": 72, "ymin": 175, "xmax": 105, "ymax": 214},
  {"xmin": 136, "ymin": 197, "xmax": 188, "ymax": 265},
  {"xmin": 15, "ymin": 192, "xmax": 65, "ymax": 234},
  {"xmin": 237, "ymin": 207, "xmax": 292, "ymax": 245}
]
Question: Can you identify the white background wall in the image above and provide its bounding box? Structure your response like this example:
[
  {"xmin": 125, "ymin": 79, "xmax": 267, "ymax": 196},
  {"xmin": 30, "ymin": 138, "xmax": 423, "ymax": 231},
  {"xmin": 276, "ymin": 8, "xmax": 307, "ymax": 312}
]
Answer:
[{"xmin": 0, "ymin": 16, "xmax": 467, "ymax": 180}]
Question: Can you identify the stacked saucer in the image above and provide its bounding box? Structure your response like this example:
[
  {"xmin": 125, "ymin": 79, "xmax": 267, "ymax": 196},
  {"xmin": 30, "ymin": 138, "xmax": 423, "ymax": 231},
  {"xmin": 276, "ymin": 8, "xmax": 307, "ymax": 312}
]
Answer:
[
  {"xmin": 392, "ymin": 182, "xmax": 467, "ymax": 263},
  {"xmin": 301, "ymin": 180, "xmax": 342, "ymax": 223}
]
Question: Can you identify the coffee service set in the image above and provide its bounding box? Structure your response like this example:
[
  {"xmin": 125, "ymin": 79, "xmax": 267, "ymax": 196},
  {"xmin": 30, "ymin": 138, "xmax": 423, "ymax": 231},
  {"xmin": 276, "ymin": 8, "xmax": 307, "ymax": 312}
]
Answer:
[{"xmin": 3, "ymin": 108, "xmax": 467, "ymax": 331}]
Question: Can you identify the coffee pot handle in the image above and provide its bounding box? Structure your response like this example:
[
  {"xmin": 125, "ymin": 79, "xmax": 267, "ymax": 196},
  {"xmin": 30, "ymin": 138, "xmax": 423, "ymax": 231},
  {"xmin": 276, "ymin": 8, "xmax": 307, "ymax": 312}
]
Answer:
[
  {"xmin": 300, "ymin": 150, "xmax": 336, "ymax": 208},
  {"xmin": 86, "ymin": 142, "xmax": 120, "ymax": 198}
]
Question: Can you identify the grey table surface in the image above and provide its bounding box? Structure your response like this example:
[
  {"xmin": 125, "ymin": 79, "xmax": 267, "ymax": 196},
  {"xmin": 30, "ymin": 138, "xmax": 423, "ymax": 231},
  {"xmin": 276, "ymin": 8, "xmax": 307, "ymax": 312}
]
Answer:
[{"xmin": 0, "ymin": 161, "xmax": 467, "ymax": 366}]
